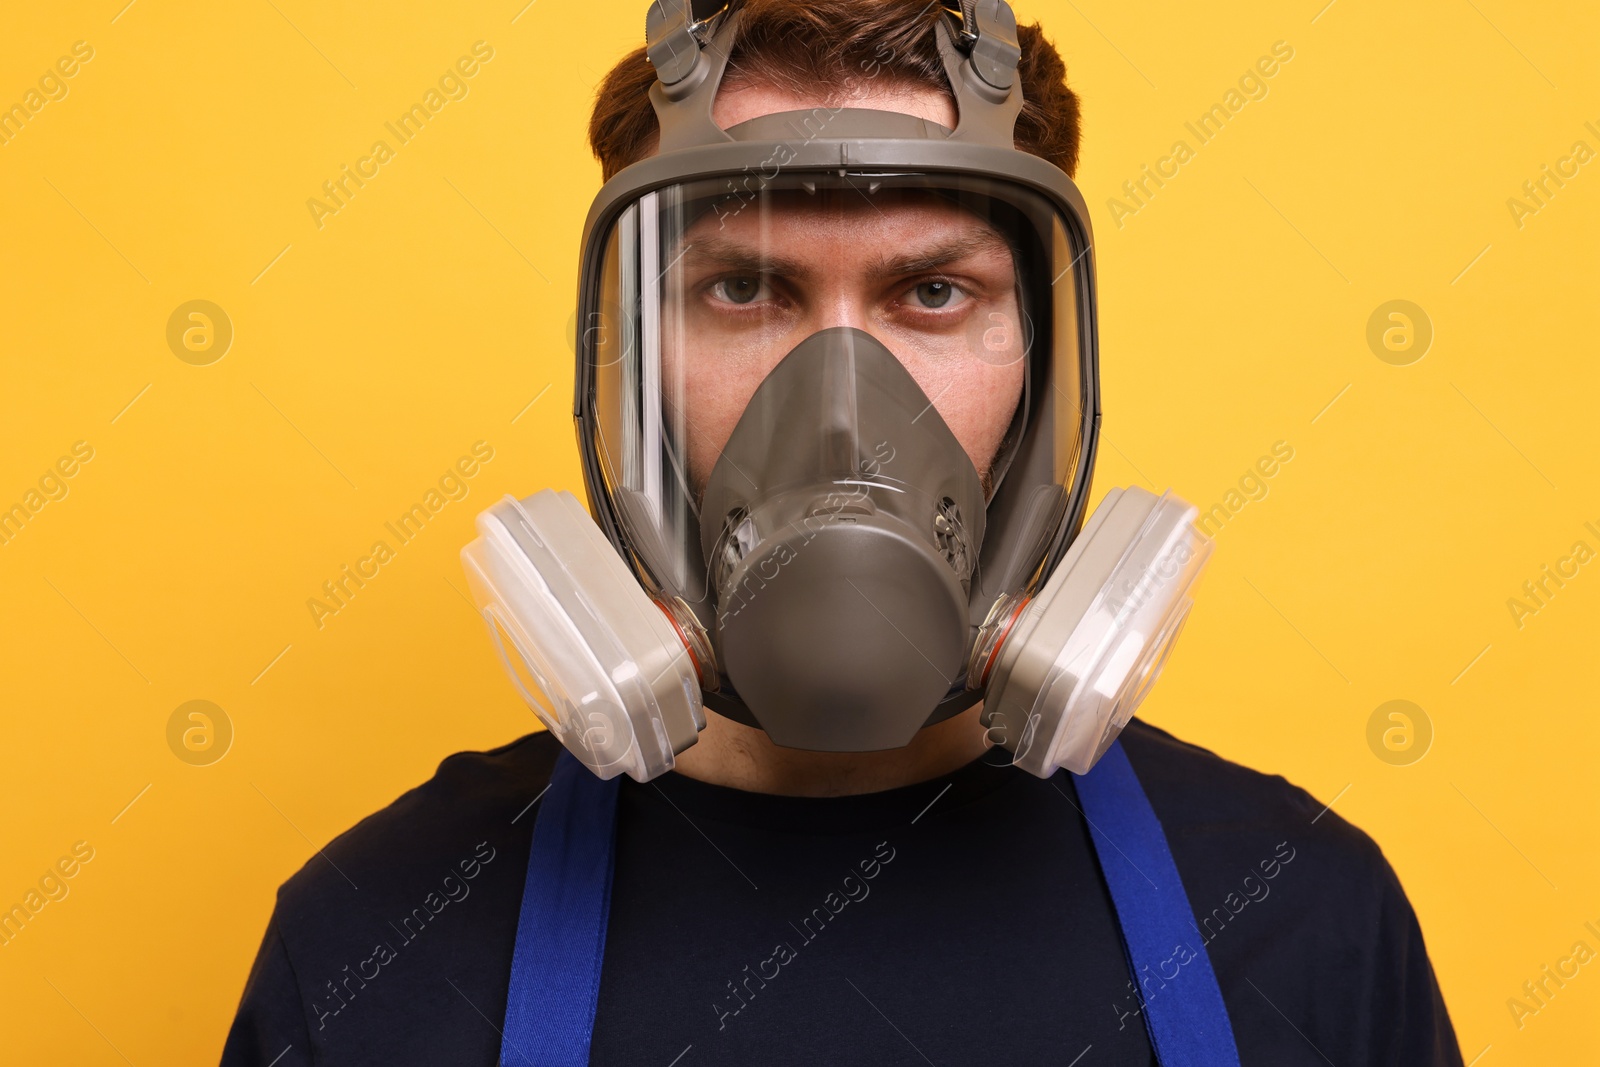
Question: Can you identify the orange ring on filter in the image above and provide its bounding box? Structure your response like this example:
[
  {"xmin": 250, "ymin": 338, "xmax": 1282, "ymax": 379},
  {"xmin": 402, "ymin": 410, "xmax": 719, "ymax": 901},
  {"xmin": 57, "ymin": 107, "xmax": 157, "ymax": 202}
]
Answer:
[
  {"xmin": 977, "ymin": 595, "xmax": 1031, "ymax": 689},
  {"xmin": 653, "ymin": 597, "xmax": 712, "ymax": 689}
]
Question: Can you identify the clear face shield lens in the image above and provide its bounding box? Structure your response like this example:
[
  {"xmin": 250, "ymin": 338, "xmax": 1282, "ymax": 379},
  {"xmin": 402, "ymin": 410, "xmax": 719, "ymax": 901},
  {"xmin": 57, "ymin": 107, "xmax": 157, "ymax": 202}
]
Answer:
[{"xmin": 584, "ymin": 171, "xmax": 1090, "ymax": 671}]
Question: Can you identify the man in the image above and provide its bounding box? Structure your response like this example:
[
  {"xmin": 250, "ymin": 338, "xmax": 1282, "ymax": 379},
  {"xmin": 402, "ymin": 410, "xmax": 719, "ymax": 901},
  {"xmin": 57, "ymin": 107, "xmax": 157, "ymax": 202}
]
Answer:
[{"xmin": 222, "ymin": 2, "xmax": 1464, "ymax": 1063}]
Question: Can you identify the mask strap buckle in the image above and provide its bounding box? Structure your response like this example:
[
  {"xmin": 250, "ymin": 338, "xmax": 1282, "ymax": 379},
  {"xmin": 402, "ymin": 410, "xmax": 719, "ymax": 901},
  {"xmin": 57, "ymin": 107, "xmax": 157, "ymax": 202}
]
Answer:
[
  {"xmin": 936, "ymin": 0, "xmax": 1024, "ymax": 145},
  {"xmin": 645, "ymin": 0, "xmax": 728, "ymax": 83},
  {"xmin": 645, "ymin": 0, "xmax": 739, "ymax": 151}
]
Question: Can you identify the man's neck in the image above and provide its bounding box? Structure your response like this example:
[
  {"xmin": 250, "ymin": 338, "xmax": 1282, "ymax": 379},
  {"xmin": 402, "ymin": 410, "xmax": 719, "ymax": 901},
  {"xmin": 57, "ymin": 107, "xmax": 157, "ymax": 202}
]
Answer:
[{"xmin": 668, "ymin": 701, "xmax": 993, "ymax": 797}]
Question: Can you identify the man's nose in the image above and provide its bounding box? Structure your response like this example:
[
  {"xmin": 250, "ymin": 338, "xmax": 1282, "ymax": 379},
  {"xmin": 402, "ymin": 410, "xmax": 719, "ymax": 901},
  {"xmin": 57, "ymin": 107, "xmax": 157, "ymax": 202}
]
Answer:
[{"xmin": 812, "ymin": 285, "xmax": 873, "ymax": 335}]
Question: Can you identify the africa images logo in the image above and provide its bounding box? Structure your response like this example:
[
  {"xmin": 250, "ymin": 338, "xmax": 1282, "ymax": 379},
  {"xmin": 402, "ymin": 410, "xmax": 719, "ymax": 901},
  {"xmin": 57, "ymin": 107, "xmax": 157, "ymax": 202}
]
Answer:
[
  {"xmin": 305, "ymin": 41, "xmax": 495, "ymax": 230},
  {"xmin": 311, "ymin": 841, "xmax": 497, "ymax": 1029},
  {"xmin": 712, "ymin": 841, "xmax": 897, "ymax": 1031},
  {"xmin": 305, "ymin": 441, "xmax": 494, "ymax": 629}
]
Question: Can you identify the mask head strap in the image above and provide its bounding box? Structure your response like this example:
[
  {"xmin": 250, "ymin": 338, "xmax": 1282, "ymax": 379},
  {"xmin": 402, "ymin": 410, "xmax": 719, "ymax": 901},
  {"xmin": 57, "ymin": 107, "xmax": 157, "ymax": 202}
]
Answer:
[
  {"xmin": 645, "ymin": 0, "xmax": 738, "ymax": 153},
  {"xmin": 935, "ymin": 0, "xmax": 1024, "ymax": 145},
  {"xmin": 643, "ymin": 0, "xmax": 1026, "ymax": 153}
]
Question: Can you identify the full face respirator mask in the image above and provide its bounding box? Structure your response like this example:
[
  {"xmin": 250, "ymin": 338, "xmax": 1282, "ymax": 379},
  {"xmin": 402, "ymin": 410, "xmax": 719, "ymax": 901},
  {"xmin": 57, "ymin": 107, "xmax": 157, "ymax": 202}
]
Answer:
[{"xmin": 462, "ymin": 0, "xmax": 1212, "ymax": 783}]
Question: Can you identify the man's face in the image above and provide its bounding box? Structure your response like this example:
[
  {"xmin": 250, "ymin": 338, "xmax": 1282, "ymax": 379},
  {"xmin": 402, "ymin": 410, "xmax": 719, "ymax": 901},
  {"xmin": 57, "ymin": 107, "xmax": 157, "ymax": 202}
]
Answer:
[{"xmin": 656, "ymin": 83, "xmax": 1027, "ymax": 500}]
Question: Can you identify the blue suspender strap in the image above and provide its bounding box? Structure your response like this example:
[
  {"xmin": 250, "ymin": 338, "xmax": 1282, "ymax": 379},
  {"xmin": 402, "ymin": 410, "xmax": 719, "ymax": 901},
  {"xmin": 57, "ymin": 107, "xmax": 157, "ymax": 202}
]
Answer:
[
  {"xmin": 504, "ymin": 740, "xmax": 1239, "ymax": 1067},
  {"xmin": 501, "ymin": 750, "xmax": 622, "ymax": 1067},
  {"xmin": 1073, "ymin": 739, "xmax": 1243, "ymax": 1067}
]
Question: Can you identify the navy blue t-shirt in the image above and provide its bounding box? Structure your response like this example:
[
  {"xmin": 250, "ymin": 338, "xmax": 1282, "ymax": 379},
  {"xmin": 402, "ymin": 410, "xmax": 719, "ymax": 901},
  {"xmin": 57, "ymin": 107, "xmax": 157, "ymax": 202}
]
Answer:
[{"xmin": 220, "ymin": 719, "xmax": 1462, "ymax": 1065}]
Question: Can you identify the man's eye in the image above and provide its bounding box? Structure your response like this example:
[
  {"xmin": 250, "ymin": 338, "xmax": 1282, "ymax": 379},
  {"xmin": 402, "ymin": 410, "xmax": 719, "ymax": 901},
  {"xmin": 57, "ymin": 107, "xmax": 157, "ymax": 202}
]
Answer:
[
  {"xmin": 910, "ymin": 280, "xmax": 962, "ymax": 309},
  {"xmin": 713, "ymin": 276, "xmax": 767, "ymax": 304}
]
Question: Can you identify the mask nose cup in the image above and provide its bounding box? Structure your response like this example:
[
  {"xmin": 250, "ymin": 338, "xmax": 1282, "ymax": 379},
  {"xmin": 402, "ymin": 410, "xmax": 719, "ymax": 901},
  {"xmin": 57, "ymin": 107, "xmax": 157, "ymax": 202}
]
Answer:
[{"xmin": 697, "ymin": 327, "xmax": 989, "ymax": 751}]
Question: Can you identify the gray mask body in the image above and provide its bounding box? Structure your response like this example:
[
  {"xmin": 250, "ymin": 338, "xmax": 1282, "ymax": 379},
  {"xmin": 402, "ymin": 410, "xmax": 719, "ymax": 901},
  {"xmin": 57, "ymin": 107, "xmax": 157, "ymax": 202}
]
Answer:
[
  {"xmin": 699, "ymin": 328, "xmax": 986, "ymax": 750},
  {"xmin": 462, "ymin": 0, "xmax": 1212, "ymax": 785}
]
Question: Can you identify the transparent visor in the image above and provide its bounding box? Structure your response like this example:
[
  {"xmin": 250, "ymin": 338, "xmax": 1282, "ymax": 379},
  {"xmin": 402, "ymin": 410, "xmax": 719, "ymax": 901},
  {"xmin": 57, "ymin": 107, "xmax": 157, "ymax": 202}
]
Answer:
[{"xmin": 581, "ymin": 170, "xmax": 1090, "ymax": 656}]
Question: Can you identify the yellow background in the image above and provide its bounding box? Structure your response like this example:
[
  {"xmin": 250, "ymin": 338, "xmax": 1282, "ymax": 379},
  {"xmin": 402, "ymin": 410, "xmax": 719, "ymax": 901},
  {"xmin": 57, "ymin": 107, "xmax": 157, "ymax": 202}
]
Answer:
[{"xmin": 2, "ymin": 0, "xmax": 1596, "ymax": 1061}]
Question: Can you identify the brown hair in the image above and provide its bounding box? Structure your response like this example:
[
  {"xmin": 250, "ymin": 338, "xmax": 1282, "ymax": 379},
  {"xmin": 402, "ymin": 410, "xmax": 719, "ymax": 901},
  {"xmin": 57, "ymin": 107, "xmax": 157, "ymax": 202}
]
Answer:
[{"xmin": 588, "ymin": 0, "xmax": 1082, "ymax": 183}]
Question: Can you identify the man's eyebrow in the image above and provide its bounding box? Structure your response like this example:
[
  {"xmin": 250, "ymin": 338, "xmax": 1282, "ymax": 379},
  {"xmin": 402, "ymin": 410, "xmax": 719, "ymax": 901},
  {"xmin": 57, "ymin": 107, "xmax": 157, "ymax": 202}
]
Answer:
[
  {"xmin": 869, "ymin": 230, "xmax": 1014, "ymax": 278},
  {"xmin": 676, "ymin": 228, "xmax": 1014, "ymax": 279},
  {"xmin": 679, "ymin": 235, "xmax": 807, "ymax": 277}
]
